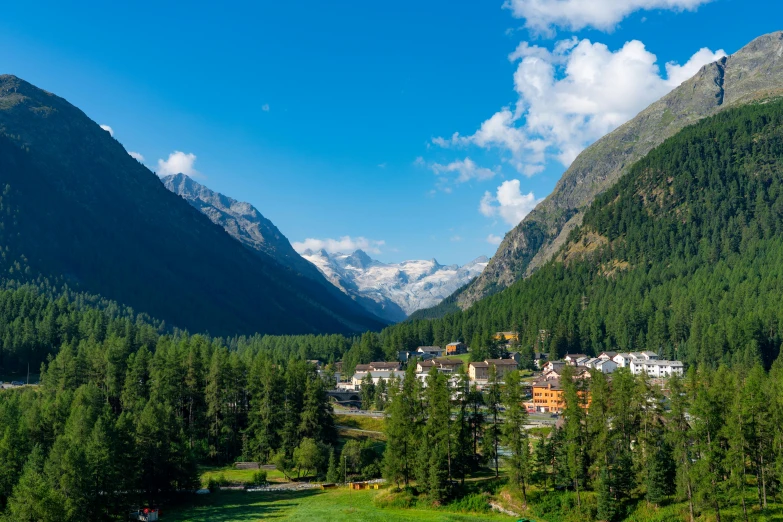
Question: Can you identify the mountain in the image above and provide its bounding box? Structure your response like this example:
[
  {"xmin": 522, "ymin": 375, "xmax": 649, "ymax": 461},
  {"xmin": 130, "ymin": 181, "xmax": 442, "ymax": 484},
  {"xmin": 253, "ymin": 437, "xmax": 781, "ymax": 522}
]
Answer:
[
  {"xmin": 300, "ymin": 249, "xmax": 488, "ymax": 321},
  {"xmin": 391, "ymin": 97, "xmax": 783, "ymax": 367},
  {"xmin": 453, "ymin": 31, "xmax": 783, "ymax": 311},
  {"xmin": 0, "ymin": 74, "xmax": 387, "ymax": 336},
  {"xmin": 162, "ymin": 173, "xmax": 329, "ymax": 284}
]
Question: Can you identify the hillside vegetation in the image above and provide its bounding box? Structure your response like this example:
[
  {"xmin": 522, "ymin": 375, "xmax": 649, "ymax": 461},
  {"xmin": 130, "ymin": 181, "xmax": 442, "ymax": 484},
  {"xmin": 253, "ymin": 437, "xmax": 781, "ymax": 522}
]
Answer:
[{"xmin": 380, "ymin": 100, "xmax": 783, "ymax": 368}]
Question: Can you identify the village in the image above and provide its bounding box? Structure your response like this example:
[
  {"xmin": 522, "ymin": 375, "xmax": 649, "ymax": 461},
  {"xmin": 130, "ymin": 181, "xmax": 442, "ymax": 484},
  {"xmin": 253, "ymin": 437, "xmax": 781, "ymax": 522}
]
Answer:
[{"xmin": 325, "ymin": 331, "xmax": 685, "ymax": 415}]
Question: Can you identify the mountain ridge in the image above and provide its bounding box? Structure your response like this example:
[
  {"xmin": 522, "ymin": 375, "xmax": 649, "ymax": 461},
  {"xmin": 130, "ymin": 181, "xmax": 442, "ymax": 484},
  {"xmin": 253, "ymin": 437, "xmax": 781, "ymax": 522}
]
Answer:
[
  {"xmin": 301, "ymin": 249, "xmax": 488, "ymax": 320},
  {"xmin": 455, "ymin": 30, "xmax": 783, "ymax": 311},
  {"xmin": 0, "ymin": 74, "xmax": 387, "ymax": 335}
]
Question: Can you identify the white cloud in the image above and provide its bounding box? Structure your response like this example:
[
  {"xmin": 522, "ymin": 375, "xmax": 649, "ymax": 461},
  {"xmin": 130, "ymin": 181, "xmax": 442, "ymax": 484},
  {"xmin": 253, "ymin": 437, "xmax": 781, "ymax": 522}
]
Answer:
[
  {"xmin": 128, "ymin": 151, "xmax": 145, "ymax": 162},
  {"xmin": 503, "ymin": 0, "xmax": 712, "ymax": 34},
  {"xmin": 262, "ymin": 104, "xmax": 270, "ymax": 112},
  {"xmin": 430, "ymin": 157, "xmax": 497, "ymax": 184},
  {"xmin": 293, "ymin": 236, "xmax": 386, "ymax": 255},
  {"xmin": 480, "ymin": 179, "xmax": 543, "ymax": 227},
  {"xmin": 156, "ymin": 151, "xmax": 200, "ymax": 177},
  {"xmin": 100, "ymin": 124, "xmax": 114, "ymax": 137},
  {"xmin": 486, "ymin": 234, "xmax": 504, "ymax": 245},
  {"xmin": 435, "ymin": 38, "xmax": 725, "ymax": 174},
  {"xmin": 450, "ymin": 235, "xmax": 463, "ymax": 242}
]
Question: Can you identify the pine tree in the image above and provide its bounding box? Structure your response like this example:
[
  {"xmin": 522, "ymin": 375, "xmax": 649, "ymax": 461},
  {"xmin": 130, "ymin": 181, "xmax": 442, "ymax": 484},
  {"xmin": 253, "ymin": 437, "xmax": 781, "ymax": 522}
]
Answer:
[
  {"xmin": 360, "ymin": 372, "xmax": 376, "ymax": 411},
  {"xmin": 326, "ymin": 448, "xmax": 340, "ymax": 483},
  {"xmin": 501, "ymin": 370, "xmax": 531, "ymax": 503},
  {"xmin": 483, "ymin": 365, "xmax": 502, "ymax": 478},
  {"xmin": 4, "ymin": 445, "xmax": 65, "ymax": 522}
]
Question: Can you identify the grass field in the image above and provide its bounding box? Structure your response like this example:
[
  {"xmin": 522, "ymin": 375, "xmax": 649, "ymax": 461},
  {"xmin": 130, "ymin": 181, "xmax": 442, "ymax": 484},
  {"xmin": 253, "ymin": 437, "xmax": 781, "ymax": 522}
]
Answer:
[
  {"xmin": 164, "ymin": 488, "xmax": 516, "ymax": 521},
  {"xmin": 199, "ymin": 465, "xmax": 288, "ymax": 486},
  {"xmin": 334, "ymin": 414, "xmax": 385, "ymax": 432}
]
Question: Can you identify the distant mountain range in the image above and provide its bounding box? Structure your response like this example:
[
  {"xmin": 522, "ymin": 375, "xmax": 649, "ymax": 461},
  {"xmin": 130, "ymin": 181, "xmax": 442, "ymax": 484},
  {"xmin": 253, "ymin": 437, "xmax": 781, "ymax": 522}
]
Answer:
[
  {"xmin": 0, "ymin": 74, "xmax": 386, "ymax": 336},
  {"xmin": 163, "ymin": 173, "xmax": 488, "ymax": 322},
  {"xmin": 300, "ymin": 249, "xmax": 488, "ymax": 321}
]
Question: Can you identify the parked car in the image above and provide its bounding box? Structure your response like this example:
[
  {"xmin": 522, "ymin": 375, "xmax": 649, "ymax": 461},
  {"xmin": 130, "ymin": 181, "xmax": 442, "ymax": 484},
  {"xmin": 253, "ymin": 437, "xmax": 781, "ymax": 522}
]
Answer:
[{"xmin": 11, "ymin": 381, "xmax": 24, "ymax": 386}]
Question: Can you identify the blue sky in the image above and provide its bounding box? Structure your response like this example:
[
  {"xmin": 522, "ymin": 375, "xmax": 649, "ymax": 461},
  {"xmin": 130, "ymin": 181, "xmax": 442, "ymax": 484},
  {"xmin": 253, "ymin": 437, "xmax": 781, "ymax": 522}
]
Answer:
[{"xmin": 1, "ymin": 0, "xmax": 781, "ymax": 265}]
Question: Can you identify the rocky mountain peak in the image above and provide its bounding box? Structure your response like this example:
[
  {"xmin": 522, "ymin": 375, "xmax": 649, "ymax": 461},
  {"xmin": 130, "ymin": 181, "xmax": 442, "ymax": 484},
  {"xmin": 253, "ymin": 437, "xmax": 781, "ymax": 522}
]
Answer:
[{"xmin": 455, "ymin": 30, "xmax": 783, "ymax": 311}]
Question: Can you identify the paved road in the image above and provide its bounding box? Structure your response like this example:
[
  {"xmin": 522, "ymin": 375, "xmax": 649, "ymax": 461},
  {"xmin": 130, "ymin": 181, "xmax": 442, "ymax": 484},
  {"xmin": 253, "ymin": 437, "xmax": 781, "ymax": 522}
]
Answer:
[{"xmin": 333, "ymin": 408, "xmax": 385, "ymax": 418}]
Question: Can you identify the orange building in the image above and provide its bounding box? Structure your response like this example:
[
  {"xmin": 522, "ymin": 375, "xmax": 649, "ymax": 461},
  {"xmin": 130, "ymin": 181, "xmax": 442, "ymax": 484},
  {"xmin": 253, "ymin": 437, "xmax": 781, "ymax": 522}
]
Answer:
[
  {"xmin": 531, "ymin": 368, "xmax": 591, "ymax": 413},
  {"xmin": 493, "ymin": 331, "xmax": 520, "ymax": 342}
]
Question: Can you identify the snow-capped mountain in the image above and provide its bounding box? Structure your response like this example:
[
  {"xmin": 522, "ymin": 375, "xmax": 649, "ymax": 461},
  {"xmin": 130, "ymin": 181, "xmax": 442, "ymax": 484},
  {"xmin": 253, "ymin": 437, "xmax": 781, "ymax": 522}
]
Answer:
[{"xmin": 300, "ymin": 249, "xmax": 488, "ymax": 321}]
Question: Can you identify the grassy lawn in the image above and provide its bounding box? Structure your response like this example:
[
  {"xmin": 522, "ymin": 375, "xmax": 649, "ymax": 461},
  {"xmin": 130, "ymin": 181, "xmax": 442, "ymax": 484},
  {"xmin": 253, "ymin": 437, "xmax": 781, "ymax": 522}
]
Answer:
[
  {"xmin": 199, "ymin": 465, "xmax": 287, "ymax": 486},
  {"xmin": 164, "ymin": 488, "xmax": 516, "ymax": 521},
  {"xmin": 334, "ymin": 414, "xmax": 385, "ymax": 432}
]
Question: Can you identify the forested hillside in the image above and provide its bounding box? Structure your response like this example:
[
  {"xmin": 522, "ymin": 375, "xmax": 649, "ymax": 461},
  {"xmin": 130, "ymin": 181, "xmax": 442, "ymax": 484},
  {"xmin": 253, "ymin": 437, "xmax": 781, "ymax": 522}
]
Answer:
[
  {"xmin": 379, "ymin": 100, "xmax": 783, "ymax": 368},
  {"xmin": 0, "ymin": 75, "xmax": 386, "ymax": 337}
]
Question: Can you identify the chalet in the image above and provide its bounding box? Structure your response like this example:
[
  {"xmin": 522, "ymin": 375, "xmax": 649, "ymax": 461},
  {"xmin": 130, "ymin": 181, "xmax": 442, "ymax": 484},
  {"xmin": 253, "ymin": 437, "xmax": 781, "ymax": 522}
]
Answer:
[
  {"xmin": 468, "ymin": 358, "xmax": 518, "ymax": 382},
  {"xmin": 542, "ymin": 361, "xmax": 566, "ymax": 375},
  {"xmin": 417, "ymin": 346, "xmax": 444, "ymax": 357},
  {"xmin": 564, "ymin": 354, "xmax": 589, "ymax": 366},
  {"xmin": 597, "ymin": 351, "xmax": 618, "ymax": 361},
  {"xmin": 417, "ymin": 358, "xmax": 463, "ymax": 374},
  {"xmin": 593, "ymin": 359, "xmax": 617, "ymax": 374},
  {"xmin": 354, "ymin": 362, "xmax": 401, "ymax": 373},
  {"xmin": 446, "ymin": 341, "xmax": 467, "ymax": 354},
  {"xmin": 613, "ymin": 353, "xmax": 633, "ymax": 368}
]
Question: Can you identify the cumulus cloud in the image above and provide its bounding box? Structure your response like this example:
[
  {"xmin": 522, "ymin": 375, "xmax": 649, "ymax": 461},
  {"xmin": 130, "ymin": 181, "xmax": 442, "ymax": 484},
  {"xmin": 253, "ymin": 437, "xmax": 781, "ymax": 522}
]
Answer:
[
  {"xmin": 293, "ymin": 236, "xmax": 386, "ymax": 255},
  {"xmin": 480, "ymin": 179, "xmax": 543, "ymax": 227},
  {"xmin": 100, "ymin": 124, "xmax": 114, "ymax": 137},
  {"xmin": 156, "ymin": 151, "xmax": 200, "ymax": 177},
  {"xmin": 435, "ymin": 38, "xmax": 725, "ymax": 174},
  {"xmin": 128, "ymin": 151, "xmax": 145, "ymax": 162},
  {"xmin": 503, "ymin": 0, "xmax": 712, "ymax": 34},
  {"xmin": 430, "ymin": 157, "xmax": 497, "ymax": 184},
  {"xmin": 486, "ymin": 234, "xmax": 504, "ymax": 245}
]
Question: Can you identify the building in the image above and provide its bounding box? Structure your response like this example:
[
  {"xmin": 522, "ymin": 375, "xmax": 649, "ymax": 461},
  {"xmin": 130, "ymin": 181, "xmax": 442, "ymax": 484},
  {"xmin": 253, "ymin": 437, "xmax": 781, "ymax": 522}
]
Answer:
[
  {"xmin": 564, "ymin": 354, "xmax": 589, "ymax": 366},
  {"xmin": 542, "ymin": 361, "xmax": 566, "ymax": 375},
  {"xmin": 417, "ymin": 346, "xmax": 445, "ymax": 357},
  {"xmin": 494, "ymin": 331, "xmax": 520, "ymax": 342},
  {"xmin": 351, "ymin": 370, "xmax": 406, "ymax": 389},
  {"xmin": 355, "ymin": 362, "xmax": 401, "ymax": 373},
  {"xmin": 593, "ymin": 359, "xmax": 617, "ymax": 374},
  {"xmin": 613, "ymin": 353, "xmax": 633, "ymax": 368},
  {"xmin": 531, "ymin": 369, "xmax": 591, "ymax": 413},
  {"xmin": 417, "ymin": 358, "xmax": 463, "ymax": 374},
  {"xmin": 446, "ymin": 341, "xmax": 467, "ymax": 354},
  {"xmin": 629, "ymin": 359, "xmax": 684, "ymax": 378},
  {"xmin": 468, "ymin": 359, "xmax": 518, "ymax": 383},
  {"xmin": 534, "ymin": 352, "xmax": 549, "ymax": 369},
  {"xmin": 597, "ymin": 351, "xmax": 618, "ymax": 361}
]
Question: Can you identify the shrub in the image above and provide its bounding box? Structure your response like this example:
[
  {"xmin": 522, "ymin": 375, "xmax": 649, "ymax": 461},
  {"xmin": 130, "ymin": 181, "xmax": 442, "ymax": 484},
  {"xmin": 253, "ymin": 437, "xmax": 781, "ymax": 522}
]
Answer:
[
  {"xmin": 251, "ymin": 470, "xmax": 268, "ymax": 486},
  {"xmin": 448, "ymin": 493, "xmax": 491, "ymax": 513}
]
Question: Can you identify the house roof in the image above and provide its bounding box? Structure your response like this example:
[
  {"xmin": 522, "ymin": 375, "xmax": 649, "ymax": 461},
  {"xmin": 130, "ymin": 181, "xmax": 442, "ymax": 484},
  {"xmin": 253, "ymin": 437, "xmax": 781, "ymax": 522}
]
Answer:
[
  {"xmin": 355, "ymin": 364, "xmax": 371, "ymax": 372},
  {"xmin": 641, "ymin": 351, "xmax": 658, "ymax": 357},
  {"xmin": 599, "ymin": 351, "xmax": 618, "ymax": 358},
  {"xmin": 417, "ymin": 346, "xmax": 442, "ymax": 352},
  {"xmin": 446, "ymin": 342, "xmax": 465, "ymax": 346},
  {"xmin": 434, "ymin": 358, "xmax": 463, "ymax": 366},
  {"xmin": 487, "ymin": 359, "xmax": 518, "ymax": 366},
  {"xmin": 418, "ymin": 360, "xmax": 436, "ymax": 367},
  {"xmin": 352, "ymin": 370, "xmax": 405, "ymax": 381},
  {"xmin": 469, "ymin": 361, "xmax": 489, "ymax": 368},
  {"xmin": 368, "ymin": 361, "xmax": 401, "ymax": 370},
  {"xmin": 564, "ymin": 353, "xmax": 588, "ymax": 359}
]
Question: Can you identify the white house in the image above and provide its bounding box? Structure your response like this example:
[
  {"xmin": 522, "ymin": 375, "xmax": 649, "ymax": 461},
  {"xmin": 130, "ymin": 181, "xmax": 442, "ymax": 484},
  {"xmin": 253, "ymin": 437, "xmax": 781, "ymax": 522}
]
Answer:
[
  {"xmin": 594, "ymin": 359, "xmax": 618, "ymax": 374},
  {"xmin": 350, "ymin": 370, "xmax": 406, "ymax": 389},
  {"xmin": 564, "ymin": 354, "xmax": 588, "ymax": 365},
  {"xmin": 629, "ymin": 359, "xmax": 684, "ymax": 378},
  {"xmin": 613, "ymin": 353, "xmax": 633, "ymax": 368}
]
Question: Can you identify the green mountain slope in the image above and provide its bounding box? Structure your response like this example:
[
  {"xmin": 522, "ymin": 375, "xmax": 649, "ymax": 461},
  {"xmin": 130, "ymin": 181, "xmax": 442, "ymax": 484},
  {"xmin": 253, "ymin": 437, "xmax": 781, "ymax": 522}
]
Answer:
[
  {"xmin": 451, "ymin": 30, "xmax": 783, "ymax": 314},
  {"xmin": 383, "ymin": 99, "xmax": 783, "ymax": 367},
  {"xmin": 0, "ymin": 75, "xmax": 387, "ymax": 336}
]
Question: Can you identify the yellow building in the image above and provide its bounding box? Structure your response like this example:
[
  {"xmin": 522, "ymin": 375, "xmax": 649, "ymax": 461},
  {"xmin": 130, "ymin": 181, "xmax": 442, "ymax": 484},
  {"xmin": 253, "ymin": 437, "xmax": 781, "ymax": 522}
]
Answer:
[
  {"xmin": 493, "ymin": 331, "xmax": 520, "ymax": 342},
  {"xmin": 531, "ymin": 368, "xmax": 591, "ymax": 413}
]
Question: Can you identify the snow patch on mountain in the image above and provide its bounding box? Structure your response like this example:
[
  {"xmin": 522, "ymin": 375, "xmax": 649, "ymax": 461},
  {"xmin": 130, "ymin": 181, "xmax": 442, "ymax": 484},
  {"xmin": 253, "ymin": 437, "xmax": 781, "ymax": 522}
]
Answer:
[{"xmin": 300, "ymin": 249, "xmax": 488, "ymax": 318}]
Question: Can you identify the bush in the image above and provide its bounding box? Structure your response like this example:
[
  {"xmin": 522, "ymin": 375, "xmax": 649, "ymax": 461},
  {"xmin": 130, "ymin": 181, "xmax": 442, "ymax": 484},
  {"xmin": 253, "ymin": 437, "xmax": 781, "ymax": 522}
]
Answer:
[
  {"xmin": 373, "ymin": 488, "xmax": 418, "ymax": 509},
  {"xmin": 251, "ymin": 470, "xmax": 268, "ymax": 486},
  {"xmin": 448, "ymin": 493, "xmax": 491, "ymax": 513}
]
